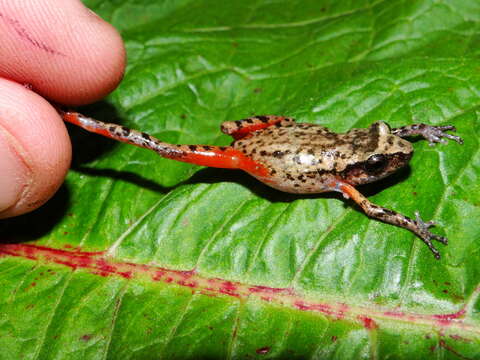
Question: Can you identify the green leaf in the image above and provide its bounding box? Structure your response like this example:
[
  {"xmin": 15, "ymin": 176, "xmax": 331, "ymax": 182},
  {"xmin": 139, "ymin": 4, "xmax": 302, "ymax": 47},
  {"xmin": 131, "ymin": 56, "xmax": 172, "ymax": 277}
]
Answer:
[{"xmin": 2, "ymin": 0, "xmax": 480, "ymax": 359}]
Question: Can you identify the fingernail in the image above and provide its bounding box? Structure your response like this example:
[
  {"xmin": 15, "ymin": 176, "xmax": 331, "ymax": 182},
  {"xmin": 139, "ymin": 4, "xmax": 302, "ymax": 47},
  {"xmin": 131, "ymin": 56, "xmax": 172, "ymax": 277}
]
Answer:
[{"xmin": 0, "ymin": 130, "xmax": 28, "ymax": 213}]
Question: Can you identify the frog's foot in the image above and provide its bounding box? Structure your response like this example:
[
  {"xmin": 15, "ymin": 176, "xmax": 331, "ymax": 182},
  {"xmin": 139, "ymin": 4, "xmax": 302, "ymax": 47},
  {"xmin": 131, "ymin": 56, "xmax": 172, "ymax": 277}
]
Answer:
[
  {"xmin": 392, "ymin": 123, "xmax": 463, "ymax": 146},
  {"xmin": 421, "ymin": 125, "xmax": 464, "ymax": 146},
  {"xmin": 414, "ymin": 211, "xmax": 447, "ymax": 259}
]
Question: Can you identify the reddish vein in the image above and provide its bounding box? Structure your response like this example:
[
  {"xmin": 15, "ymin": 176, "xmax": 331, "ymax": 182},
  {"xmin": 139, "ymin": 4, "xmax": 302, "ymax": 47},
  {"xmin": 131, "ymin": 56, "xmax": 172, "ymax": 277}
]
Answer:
[{"xmin": 0, "ymin": 243, "xmax": 478, "ymax": 337}]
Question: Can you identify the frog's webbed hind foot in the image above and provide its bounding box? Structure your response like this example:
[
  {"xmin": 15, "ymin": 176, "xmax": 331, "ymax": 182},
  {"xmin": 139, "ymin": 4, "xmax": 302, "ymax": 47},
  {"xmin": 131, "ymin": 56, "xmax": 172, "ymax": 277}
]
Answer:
[
  {"xmin": 414, "ymin": 211, "xmax": 448, "ymax": 260},
  {"xmin": 392, "ymin": 123, "xmax": 463, "ymax": 146}
]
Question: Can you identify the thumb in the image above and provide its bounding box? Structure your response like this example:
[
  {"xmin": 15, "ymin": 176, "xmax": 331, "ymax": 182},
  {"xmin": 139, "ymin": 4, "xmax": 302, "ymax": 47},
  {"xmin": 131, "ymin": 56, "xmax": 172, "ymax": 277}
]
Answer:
[{"xmin": 0, "ymin": 79, "xmax": 71, "ymax": 219}]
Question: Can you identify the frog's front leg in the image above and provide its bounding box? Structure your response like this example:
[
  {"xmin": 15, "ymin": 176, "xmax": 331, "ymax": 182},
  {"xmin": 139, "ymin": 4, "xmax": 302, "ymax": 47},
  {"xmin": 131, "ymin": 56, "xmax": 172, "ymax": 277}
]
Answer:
[
  {"xmin": 333, "ymin": 180, "xmax": 446, "ymax": 259},
  {"xmin": 392, "ymin": 123, "xmax": 463, "ymax": 146}
]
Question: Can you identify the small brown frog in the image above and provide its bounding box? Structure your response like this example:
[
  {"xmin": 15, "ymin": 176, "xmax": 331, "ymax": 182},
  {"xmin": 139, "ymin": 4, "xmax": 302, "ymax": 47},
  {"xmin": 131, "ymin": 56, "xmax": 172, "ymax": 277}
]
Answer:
[{"xmin": 63, "ymin": 112, "xmax": 462, "ymax": 259}]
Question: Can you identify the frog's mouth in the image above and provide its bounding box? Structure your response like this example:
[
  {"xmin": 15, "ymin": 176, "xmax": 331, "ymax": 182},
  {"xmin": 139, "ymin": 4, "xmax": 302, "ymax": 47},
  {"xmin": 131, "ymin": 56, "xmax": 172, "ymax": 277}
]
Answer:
[
  {"xmin": 339, "ymin": 151, "xmax": 413, "ymax": 186},
  {"xmin": 385, "ymin": 151, "xmax": 413, "ymax": 174}
]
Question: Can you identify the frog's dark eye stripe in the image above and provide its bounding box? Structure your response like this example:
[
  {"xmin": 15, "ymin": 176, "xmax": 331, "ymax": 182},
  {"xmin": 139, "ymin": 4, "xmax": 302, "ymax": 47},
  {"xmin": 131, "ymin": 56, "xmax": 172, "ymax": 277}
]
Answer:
[{"xmin": 365, "ymin": 154, "xmax": 387, "ymax": 174}]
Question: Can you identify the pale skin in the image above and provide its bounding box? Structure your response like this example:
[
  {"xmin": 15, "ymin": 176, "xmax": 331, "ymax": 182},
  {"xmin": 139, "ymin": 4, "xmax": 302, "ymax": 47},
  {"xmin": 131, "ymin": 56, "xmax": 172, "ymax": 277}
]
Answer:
[
  {"xmin": 0, "ymin": 0, "xmax": 126, "ymax": 218},
  {"xmin": 63, "ymin": 112, "xmax": 462, "ymax": 259}
]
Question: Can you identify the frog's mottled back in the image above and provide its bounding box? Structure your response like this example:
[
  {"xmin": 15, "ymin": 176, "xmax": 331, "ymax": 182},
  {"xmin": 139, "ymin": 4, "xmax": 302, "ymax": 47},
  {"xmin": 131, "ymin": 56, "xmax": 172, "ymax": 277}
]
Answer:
[{"xmin": 230, "ymin": 120, "xmax": 413, "ymax": 193}]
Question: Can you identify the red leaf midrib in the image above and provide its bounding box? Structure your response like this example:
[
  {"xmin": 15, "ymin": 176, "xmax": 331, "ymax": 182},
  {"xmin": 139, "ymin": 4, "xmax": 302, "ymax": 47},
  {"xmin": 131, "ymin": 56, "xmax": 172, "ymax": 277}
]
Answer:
[{"xmin": 0, "ymin": 243, "xmax": 478, "ymax": 339}]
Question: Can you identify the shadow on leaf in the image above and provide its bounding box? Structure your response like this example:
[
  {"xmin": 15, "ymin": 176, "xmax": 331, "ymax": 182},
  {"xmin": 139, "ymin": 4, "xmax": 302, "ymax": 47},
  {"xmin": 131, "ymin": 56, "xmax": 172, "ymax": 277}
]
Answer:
[
  {"xmin": 0, "ymin": 184, "xmax": 70, "ymax": 242},
  {"xmin": 184, "ymin": 166, "xmax": 411, "ymax": 206},
  {"xmin": 74, "ymin": 166, "xmax": 171, "ymax": 194}
]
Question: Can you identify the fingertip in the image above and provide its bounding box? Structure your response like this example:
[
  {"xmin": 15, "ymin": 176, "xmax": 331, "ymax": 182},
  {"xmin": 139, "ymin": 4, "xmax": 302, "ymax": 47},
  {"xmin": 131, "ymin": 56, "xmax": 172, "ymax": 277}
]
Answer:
[
  {"xmin": 49, "ymin": 15, "xmax": 127, "ymax": 105},
  {"xmin": 0, "ymin": 78, "xmax": 71, "ymax": 219},
  {"xmin": 0, "ymin": 0, "xmax": 126, "ymax": 105}
]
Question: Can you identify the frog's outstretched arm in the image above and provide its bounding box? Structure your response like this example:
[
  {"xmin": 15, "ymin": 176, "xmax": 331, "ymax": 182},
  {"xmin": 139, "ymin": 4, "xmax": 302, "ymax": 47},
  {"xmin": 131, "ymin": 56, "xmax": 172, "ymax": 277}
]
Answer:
[
  {"xmin": 334, "ymin": 180, "xmax": 447, "ymax": 259},
  {"xmin": 392, "ymin": 124, "xmax": 463, "ymax": 145},
  {"xmin": 61, "ymin": 111, "xmax": 270, "ymax": 179}
]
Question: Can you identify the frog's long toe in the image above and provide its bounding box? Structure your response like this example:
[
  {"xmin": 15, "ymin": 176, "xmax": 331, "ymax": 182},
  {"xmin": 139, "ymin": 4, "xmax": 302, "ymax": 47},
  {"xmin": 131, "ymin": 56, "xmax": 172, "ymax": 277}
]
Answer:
[
  {"xmin": 423, "ymin": 125, "xmax": 464, "ymax": 146},
  {"xmin": 414, "ymin": 211, "xmax": 448, "ymax": 259}
]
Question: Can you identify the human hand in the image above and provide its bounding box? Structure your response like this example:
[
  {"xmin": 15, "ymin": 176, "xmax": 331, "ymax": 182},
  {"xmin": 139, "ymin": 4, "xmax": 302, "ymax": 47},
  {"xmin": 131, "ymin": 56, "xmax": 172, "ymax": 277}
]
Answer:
[{"xmin": 0, "ymin": 0, "xmax": 125, "ymax": 219}]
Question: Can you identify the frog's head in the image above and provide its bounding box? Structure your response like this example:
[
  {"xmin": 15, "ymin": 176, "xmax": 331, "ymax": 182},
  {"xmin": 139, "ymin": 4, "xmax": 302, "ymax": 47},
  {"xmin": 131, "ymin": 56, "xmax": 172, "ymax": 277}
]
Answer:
[{"xmin": 340, "ymin": 121, "xmax": 413, "ymax": 185}]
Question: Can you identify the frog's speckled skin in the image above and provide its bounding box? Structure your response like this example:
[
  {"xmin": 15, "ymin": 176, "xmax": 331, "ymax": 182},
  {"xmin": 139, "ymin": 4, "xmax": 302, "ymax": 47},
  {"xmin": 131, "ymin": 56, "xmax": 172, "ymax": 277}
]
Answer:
[
  {"xmin": 226, "ymin": 117, "xmax": 413, "ymax": 193},
  {"xmin": 63, "ymin": 112, "xmax": 463, "ymax": 259}
]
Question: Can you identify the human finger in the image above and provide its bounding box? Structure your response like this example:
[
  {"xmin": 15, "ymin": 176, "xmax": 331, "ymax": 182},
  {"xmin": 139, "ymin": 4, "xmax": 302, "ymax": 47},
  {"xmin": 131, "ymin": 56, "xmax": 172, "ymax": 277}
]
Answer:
[
  {"xmin": 0, "ymin": 78, "xmax": 71, "ymax": 218},
  {"xmin": 0, "ymin": 0, "xmax": 126, "ymax": 105}
]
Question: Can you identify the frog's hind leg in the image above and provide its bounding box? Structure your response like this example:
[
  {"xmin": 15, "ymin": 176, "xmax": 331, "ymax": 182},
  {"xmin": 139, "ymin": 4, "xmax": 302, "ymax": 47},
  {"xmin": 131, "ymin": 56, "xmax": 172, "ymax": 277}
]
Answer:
[
  {"xmin": 331, "ymin": 179, "xmax": 447, "ymax": 259},
  {"xmin": 221, "ymin": 115, "xmax": 295, "ymax": 140},
  {"xmin": 62, "ymin": 111, "xmax": 270, "ymax": 178}
]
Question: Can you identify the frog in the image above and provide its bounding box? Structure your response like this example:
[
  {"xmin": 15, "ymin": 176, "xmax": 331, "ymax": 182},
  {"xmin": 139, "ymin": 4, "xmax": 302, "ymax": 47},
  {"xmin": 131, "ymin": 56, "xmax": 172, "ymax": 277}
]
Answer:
[{"xmin": 62, "ymin": 112, "xmax": 463, "ymax": 259}]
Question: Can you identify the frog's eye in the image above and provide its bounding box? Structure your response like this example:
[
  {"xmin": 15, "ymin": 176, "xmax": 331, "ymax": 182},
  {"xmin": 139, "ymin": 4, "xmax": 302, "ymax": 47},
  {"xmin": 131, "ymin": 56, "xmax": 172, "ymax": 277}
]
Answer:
[{"xmin": 365, "ymin": 154, "xmax": 388, "ymax": 174}]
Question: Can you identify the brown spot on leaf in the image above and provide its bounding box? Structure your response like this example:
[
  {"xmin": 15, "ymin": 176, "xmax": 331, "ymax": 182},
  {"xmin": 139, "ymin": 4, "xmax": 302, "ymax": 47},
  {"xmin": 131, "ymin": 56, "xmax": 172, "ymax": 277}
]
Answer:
[
  {"xmin": 80, "ymin": 334, "xmax": 92, "ymax": 342},
  {"xmin": 256, "ymin": 347, "xmax": 271, "ymax": 355}
]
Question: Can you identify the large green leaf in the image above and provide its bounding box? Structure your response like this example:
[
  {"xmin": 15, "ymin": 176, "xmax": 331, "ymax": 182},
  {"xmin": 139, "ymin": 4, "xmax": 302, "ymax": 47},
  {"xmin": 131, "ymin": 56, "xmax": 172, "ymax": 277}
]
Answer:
[{"xmin": 1, "ymin": 0, "xmax": 480, "ymax": 358}]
